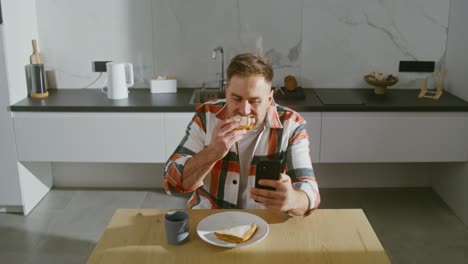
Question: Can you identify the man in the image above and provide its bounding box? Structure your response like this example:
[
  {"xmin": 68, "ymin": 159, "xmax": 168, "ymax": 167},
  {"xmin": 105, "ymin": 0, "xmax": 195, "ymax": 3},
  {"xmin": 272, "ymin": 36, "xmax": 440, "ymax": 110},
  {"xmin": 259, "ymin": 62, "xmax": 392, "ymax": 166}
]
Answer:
[{"xmin": 163, "ymin": 53, "xmax": 319, "ymax": 216}]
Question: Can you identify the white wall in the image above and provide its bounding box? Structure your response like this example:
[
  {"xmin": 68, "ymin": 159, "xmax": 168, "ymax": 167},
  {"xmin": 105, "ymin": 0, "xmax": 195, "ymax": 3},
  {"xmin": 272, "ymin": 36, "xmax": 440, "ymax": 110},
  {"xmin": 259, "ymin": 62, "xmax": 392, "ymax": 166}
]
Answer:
[
  {"xmin": 444, "ymin": 0, "xmax": 468, "ymax": 102},
  {"xmin": 2, "ymin": 0, "xmax": 39, "ymax": 103},
  {"xmin": 0, "ymin": 26, "xmax": 23, "ymax": 208},
  {"xmin": 1, "ymin": 0, "xmax": 53, "ymax": 214},
  {"xmin": 301, "ymin": 0, "xmax": 449, "ymax": 88},
  {"xmin": 35, "ymin": 0, "xmax": 449, "ymax": 89},
  {"xmin": 35, "ymin": 0, "xmax": 154, "ymax": 89},
  {"xmin": 431, "ymin": 0, "xmax": 468, "ymax": 226}
]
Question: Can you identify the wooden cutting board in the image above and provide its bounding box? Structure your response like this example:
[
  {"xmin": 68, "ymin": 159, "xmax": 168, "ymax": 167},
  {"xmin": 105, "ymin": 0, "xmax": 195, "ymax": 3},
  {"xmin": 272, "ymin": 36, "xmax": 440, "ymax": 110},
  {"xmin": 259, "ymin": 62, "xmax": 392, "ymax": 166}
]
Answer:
[
  {"xmin": 30, "ymin": 39, "xmax": 44, "ymax": 64},
  {"xmin": 29, "ymin": 39, "xmax": 49, "ymax": 89}
]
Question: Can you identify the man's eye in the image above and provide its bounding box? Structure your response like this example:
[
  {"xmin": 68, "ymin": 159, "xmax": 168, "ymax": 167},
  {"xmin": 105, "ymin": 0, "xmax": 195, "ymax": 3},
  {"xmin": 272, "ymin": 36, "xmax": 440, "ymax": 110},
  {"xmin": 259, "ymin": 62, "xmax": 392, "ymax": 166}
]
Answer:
[
  {"xmin": 249, "ymin": 100, "xmax": 261, "ymax": 104},
  {"xmin": 233, "ymin": 97, "xmax": 242, "ymax": 101}
]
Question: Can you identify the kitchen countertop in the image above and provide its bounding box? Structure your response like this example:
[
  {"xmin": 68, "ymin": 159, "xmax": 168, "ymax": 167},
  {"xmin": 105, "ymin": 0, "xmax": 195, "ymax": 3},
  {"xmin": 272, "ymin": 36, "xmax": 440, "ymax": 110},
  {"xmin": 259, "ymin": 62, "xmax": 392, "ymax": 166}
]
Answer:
[{"xmin": 8, "ymin": 88, "xmax": 468, "ymax": 112}]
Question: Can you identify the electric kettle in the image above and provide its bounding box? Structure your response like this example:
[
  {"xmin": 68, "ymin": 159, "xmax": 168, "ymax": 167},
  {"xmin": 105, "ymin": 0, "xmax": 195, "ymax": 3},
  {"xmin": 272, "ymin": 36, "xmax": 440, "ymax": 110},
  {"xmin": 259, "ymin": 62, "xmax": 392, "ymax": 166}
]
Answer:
[{"xmin": 105, "ymin": 62, "xmax": 134, "ymax": 99}]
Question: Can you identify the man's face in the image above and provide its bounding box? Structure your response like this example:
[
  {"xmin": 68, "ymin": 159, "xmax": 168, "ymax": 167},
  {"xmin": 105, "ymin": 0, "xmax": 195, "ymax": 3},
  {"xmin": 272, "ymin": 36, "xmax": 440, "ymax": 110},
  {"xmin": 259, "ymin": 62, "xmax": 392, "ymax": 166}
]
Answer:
[{"xmin": 225, "ymin": 74, "xmax": 273, "ymax": 128}]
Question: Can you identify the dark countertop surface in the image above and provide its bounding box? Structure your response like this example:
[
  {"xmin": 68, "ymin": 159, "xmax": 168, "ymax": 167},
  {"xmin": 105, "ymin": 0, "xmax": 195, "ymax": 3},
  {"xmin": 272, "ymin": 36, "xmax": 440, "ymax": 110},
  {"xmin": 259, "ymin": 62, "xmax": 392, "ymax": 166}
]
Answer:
[{"xmin": 8, "ymin": 87, "xmax": 468, "ymax": 112}]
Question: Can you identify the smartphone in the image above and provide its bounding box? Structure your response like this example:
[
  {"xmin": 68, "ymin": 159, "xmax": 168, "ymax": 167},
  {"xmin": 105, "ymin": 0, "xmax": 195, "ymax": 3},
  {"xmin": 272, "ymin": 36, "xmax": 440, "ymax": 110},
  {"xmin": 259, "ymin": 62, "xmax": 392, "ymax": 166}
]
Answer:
[{"xmin": 255, "ymin": 160, "xmax": 281, "ymax": 191}]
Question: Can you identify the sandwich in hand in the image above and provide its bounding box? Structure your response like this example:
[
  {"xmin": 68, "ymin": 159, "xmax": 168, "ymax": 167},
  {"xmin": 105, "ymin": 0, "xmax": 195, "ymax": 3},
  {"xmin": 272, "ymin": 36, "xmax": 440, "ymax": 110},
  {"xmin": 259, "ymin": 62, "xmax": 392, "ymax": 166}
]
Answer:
[
  {"xmin": 214, "ymin": 223, "xmax": 258, "ymax": 243},
  {"xmin": 233, "ymin": 115, "xmax": 256, "ymax": 131}
]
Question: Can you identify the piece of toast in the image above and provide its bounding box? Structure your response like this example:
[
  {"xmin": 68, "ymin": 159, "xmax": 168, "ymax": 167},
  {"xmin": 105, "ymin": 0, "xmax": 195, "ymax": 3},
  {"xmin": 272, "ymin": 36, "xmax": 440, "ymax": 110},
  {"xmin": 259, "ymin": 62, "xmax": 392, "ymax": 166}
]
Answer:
[
  {"xmin": 233, "ymin": 115, "xmax": 256, "ymax": 131},
  {"xmin": 214, "ymin": 223, "xmax": 258, "ymax": 243}
]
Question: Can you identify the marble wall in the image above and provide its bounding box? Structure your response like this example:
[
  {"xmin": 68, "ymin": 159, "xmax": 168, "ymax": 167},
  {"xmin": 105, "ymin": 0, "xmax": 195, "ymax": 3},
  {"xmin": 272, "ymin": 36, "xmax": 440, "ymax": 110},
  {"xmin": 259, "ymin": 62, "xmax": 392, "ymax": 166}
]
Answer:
[
  {"xmin": 36, "ymin": 0, "xmax": 449, "ymax": 89},
  {"xmin": 36, "ymin": 0, "xmax": 154, "ymax": 88}
]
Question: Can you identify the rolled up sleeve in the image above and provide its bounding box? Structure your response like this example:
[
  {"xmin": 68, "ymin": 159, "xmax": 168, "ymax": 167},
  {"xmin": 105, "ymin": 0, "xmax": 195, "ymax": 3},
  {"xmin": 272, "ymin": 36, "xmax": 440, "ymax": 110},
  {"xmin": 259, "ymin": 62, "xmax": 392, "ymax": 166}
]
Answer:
[{"xmin": 286, "ymin": 123, "xmax": 320, "ymax": 216}]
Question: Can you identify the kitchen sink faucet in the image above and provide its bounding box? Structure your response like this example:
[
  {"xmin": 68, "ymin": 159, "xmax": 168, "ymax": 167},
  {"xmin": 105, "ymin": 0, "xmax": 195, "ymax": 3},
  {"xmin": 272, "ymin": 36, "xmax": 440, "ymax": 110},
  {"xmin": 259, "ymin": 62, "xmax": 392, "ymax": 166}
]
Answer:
[{"xmin": 212, "ymin": 46, "xmax": 225, "ymax": 92}]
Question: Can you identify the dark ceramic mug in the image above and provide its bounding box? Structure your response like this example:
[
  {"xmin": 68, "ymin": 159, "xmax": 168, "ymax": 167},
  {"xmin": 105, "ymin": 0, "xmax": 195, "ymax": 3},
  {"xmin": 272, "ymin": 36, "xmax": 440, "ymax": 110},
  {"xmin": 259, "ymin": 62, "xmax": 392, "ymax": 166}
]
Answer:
[{"xmin": 164, "ymin": 210, "xmax": 189, "ymax": 245}]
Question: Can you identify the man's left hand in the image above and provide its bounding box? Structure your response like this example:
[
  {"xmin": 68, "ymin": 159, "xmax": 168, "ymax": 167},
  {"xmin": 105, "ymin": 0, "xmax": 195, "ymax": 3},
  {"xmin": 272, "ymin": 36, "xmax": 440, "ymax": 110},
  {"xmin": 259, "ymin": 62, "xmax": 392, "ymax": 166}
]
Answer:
[{"xmin": 250, "ymin": 173, "xmax": 308, "ymax": 214}]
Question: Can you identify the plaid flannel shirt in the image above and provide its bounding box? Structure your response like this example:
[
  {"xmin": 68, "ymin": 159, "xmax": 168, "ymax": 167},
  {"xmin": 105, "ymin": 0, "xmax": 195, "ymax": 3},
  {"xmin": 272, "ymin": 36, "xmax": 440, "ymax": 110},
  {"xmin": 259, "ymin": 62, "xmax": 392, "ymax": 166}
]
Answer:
[{"xmin": 163, "ymin": 99, "xmax": 320, "ymax": 215}]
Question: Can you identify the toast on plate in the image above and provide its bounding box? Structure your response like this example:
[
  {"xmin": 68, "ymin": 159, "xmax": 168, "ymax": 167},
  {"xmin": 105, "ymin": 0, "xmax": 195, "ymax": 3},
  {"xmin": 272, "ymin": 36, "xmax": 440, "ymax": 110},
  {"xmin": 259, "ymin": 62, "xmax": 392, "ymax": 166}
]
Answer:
[{"xmin": 214, "ymin": 223, "xmax": 258, "ymax": 243}]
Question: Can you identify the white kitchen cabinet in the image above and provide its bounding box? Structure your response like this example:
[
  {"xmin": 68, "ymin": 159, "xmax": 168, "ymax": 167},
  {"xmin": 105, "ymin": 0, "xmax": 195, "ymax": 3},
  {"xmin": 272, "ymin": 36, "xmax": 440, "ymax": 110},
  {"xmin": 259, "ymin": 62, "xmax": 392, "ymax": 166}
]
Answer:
[
  {"xmin": 12, "ymin": 111, "xmax": 468, "ymax": 165},
  {"xmin": 13, "ymin": 112, "xmax": 166, "ymax": 163},
  {"xmin": 164, "ymin": 113, "xmax": 195, "ymax": 160},
  {"xmin": 320, "ymin": 112, "xmax": 468, "ymax": 163},
  {"xmin": 165, "ymin": 112, "xmax": 322, "ymax": 163},
  {"xmin": 299, "ymin": 112, "xmax": 321, "ymax": 163}
]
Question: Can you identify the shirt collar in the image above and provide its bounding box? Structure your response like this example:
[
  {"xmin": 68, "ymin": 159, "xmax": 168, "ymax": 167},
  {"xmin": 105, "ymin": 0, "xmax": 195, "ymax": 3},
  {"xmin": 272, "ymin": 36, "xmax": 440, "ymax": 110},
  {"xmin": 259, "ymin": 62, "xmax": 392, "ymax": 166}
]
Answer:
[{"xmin": 214, "ymin": 100, "xmax": 283, "ymax": 129}]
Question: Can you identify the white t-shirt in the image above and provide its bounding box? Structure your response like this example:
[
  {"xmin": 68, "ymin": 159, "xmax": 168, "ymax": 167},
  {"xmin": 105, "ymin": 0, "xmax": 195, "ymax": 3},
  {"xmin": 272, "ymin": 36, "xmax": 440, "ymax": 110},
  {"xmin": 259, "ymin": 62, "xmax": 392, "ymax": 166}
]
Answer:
[{"xmin": 236, "ymin": 128, "xmax": 263, "ymax": 208}]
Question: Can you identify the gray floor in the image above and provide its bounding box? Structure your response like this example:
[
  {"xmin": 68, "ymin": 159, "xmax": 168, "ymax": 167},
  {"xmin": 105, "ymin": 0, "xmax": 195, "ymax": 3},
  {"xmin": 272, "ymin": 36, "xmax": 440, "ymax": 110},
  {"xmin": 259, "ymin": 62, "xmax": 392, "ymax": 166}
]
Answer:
[{"xmin": 0, "ymin": 188, "xmax": 467, "ymax": 263}]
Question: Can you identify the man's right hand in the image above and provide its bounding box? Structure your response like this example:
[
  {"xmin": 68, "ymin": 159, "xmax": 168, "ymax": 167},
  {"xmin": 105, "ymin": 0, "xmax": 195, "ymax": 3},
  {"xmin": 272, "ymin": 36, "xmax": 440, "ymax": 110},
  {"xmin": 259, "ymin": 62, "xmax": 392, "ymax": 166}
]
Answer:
[
  {"xmin": 181, "ymin": 117, "xmax": 246, "ymax": 191},
  {"xmin": 208, "ymin": 116, "xmax": 247, "ymax": 160}
]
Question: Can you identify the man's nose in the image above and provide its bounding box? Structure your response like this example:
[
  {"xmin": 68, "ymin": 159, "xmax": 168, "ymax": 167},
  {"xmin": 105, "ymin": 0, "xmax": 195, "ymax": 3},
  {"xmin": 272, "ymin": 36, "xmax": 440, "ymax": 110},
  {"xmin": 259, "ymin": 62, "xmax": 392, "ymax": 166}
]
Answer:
[{"xmin": 238, "ymin": 100, "xmax": 251, "ymax": 115}]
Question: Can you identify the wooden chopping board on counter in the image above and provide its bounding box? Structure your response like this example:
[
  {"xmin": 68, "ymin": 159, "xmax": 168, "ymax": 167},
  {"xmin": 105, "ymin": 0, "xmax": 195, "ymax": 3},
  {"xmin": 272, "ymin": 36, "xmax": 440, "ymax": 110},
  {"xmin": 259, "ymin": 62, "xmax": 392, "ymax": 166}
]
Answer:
[{"xmin": 30, "ymin": 39, "xmax": 44, "ymax": 64}]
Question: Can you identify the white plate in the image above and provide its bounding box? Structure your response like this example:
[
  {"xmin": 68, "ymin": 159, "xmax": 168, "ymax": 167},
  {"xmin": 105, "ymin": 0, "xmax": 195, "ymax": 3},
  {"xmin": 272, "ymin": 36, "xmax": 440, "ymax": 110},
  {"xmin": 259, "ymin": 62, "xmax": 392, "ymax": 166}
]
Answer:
[{"xmin": 197, "ymin": 211, "xmax": 269, "ymax": 248}]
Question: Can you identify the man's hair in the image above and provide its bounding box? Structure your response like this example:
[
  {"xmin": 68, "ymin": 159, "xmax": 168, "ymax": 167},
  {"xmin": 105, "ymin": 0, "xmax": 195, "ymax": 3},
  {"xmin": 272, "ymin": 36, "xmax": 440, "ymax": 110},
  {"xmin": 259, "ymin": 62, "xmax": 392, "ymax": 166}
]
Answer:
[{"xmin": 226, "ymin": 53, "xmax": 273, "ymax": 83}]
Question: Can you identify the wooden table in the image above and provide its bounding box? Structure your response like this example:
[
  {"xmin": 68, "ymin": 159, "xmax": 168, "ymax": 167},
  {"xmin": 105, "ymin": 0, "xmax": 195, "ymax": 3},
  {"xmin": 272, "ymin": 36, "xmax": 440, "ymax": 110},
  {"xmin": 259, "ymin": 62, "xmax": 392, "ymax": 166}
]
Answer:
[{"xmin": 87, "ymin": 209, "xmax": 391, "ymax": 264}]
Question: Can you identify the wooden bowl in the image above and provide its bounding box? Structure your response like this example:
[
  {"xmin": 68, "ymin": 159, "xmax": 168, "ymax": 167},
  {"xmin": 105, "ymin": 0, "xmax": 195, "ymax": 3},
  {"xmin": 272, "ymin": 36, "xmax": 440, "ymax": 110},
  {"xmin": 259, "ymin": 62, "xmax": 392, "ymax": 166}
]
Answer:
[{"xmin": 364, "ymin": 75, "xmax": 399, "ymax": 95}]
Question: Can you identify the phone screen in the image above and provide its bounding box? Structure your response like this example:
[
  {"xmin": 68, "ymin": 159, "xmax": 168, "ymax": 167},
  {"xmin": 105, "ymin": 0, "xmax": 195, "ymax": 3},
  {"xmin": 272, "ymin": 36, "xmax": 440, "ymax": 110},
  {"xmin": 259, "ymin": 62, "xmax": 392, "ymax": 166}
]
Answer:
[{"xmin": 255, "ymin": 160, "xmax": 281, "ymax": 191}]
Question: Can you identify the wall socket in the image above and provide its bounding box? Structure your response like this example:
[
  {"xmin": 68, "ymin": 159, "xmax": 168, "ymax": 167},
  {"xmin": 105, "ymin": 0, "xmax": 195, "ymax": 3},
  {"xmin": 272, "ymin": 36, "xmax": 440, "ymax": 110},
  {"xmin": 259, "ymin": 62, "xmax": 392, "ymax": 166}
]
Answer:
[
  {"xmin": 399, "ymin": 61, "xmax": 435, "ymax": 73},
  {"xmin": 92, "ymin": 61, "xmax": 111, "ymax": 72}
]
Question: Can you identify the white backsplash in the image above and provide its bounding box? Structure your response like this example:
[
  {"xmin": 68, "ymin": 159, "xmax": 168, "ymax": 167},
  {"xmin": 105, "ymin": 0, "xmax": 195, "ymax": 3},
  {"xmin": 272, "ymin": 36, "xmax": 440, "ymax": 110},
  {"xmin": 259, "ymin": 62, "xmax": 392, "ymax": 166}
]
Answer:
[
  {"xmin": 301, "ymin": 0, "xmax": 449, "ymax": 88},
  {"xmin": 36, "ymin": 0, "xmax": 449, "ymax": 89},
  {"xmin": 152, "ymin": 0, "xmax": 303, "ymax": 88},
  {"xmin": 36, "ymin": 0, "xmax": 154, "ymax": 88}
]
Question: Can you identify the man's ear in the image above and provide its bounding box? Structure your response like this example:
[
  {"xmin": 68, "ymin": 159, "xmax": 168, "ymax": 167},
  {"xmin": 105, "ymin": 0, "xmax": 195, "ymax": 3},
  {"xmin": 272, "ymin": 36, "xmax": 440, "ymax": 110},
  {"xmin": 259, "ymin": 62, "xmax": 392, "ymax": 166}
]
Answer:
[{"xmin": 268, "ymin": 89, "xmax": 274, "ymax": 103}]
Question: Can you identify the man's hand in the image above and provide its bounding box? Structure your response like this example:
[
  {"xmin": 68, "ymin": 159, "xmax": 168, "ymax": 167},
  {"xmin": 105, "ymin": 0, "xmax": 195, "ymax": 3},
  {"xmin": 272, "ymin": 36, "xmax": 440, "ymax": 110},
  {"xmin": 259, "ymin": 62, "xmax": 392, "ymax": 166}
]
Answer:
[
  {"xmin": 181, "ymin": 117, "xmax": 247, "ymax": 191},
  {"xmin": 208, "ymin": 116, "xmax": 247, "ymax": 160},
  {"xmin": 250, "ymin": 173, "xmax": 310, "ymax": 216}
]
